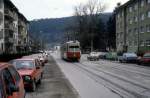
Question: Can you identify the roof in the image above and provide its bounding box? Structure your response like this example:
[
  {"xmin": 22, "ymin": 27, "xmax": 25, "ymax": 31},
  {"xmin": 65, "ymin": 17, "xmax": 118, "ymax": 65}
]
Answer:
[
  {"xmin": 18, "ymin": 12, "xmax": 29, "ymax": 23},
  {"xmin": 0, "ymin": 63, "xmax": 11, "ymax": 69},
  {"xmin": 5, "ymin": 0, "xmax": 19, "ymax": 12},
  {"xmin": 14, "ymin": 58, "xmax": 36, "ymax": 61},
  {"xmin": 115, "ymin": 0, "xmax": 138, "ymax": 13},
  {"xmin": 5, "ymin": 0, "xmax": 29, "ymax": 23},
  {"xmin": 66, "ymin": 40, "xmax": 80, "ymax": 44}
]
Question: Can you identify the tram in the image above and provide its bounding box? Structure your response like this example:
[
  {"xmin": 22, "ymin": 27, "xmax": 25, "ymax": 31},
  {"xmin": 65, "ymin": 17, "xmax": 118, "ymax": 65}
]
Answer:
[{"xmin": 60, "ymin": 41, "xmax": 81, "ymax": 61}]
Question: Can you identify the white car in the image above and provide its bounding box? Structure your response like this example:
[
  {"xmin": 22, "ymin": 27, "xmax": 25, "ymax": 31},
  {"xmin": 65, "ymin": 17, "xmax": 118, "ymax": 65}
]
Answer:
[
  {"xmin": 87, "ymin": 52, "xmax": 100, "ymax": 61},
  {"xmin": 118, "ymin": 53, "xmax": 138, "ymax": 63}
]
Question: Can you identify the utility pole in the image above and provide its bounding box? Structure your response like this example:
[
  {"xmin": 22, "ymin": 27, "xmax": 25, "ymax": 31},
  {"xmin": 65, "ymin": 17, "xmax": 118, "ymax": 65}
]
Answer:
[
  {"xmin": 91, "ymin": 32, "xmax": 93, "ymax": 52},
  {"xmin": 137, "ymin": 0, "xmax": 140, "ymax": 53}
]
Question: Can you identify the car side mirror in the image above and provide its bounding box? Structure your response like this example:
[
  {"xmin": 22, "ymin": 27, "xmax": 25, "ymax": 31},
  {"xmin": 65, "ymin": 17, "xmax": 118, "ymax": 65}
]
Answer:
[{"xmin": 10, "ymin": 84, "xmax": 19, "ymax": 92}]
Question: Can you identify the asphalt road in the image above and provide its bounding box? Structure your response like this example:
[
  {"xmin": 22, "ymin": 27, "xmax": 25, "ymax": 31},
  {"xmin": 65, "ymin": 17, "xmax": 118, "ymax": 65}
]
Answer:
[
  {"xmin": 52, "ymin": 52, "xmax": 150, "ymax": 98},
  {"xmin": 26, "ymin": 56, "xmax": 79, "ymax": 98}
]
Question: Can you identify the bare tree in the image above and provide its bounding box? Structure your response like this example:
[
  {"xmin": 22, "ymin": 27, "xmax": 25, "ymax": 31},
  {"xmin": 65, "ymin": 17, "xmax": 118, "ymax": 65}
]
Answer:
[{"xmin": 72, "ymin": 0, "xmax": 106, "ymax": 51}]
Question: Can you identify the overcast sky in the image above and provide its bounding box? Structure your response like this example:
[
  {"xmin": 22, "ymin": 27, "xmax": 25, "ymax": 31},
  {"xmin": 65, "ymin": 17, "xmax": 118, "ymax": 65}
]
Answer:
[{"xmin": 11, "ymin": 0, "xmax": 129, "ymax": 20}]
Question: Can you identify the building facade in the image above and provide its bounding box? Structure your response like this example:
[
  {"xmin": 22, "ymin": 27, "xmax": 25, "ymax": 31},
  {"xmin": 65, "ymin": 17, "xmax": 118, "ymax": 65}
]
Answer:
[
  {"xmin": 17, "ymin": 13, "xmax": 29, "ymax": 53},
  {"xmin": 115, "ymin": 0, "xmax": 150, "ymax": 53},
  {"xmin": 0, "ymin": 0, "xmax": 29, "ymax": 54}
]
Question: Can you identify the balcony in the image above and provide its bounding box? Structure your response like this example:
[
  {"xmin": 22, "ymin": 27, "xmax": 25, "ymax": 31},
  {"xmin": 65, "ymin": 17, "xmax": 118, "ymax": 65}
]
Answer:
[
  {"xmin": 5, "ymin": 37, "xmax": 14, "ymax": 43},
  {"xmin": 4, "ymin": 9, "xmax": 14, "ymax": 20},
  {"xmin": 5, "ymin": 23, "xmax": 15, "ymax": 31},
  {"xmin": 18, "ymin": 20, "xmax": 25, "ymax": 27}
]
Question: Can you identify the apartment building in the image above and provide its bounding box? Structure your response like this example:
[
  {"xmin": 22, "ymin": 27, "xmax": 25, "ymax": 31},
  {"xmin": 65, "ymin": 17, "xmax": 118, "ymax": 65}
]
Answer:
[
  {"xmin": 17, "ymin": 13, "xmax": 29, "ymax": 53},
  {"xmin": 115, "ymin": 0, "xmax": 150, "ymax": 53},
  {"xmin": 0, "ymin": 0, "xmax": 29, "ymax": 54}
]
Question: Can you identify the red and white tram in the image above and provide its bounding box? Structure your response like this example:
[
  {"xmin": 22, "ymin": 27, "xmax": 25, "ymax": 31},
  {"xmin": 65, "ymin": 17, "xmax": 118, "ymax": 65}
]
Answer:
[{"xmin": 60, "ymin": 41, "xmax": 81, "ymax": 61}]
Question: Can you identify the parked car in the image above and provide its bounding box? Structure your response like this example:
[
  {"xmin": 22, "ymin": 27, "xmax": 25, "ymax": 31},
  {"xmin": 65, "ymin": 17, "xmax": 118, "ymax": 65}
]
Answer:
[
  {"xmin": 22, "ymin": 55, "xmax": 44, "ymax": 67},
  {"xmin": 138, "ymin": 52, "xmax": 150, "ymax": 65},
  {"xmin": 105, "ymin": 52, "xmax": 118, "ymax": 60},
  {"xmin": 11, "ymin": 58, "xmax": 43, "ymax": 92},
  {"xmin": 0, "ymin": 63, "xmax": 25, "ymax": 98},
  {"xmin": 87, "ymin": 52, "xmax": 100, "ymax": 61},
  {"xmin": 118, "ymin": 53, "xmax": 138, "ymax": 63},
  {"xmin": 38, "ymin": 53, "xmax": 48, "ymax": 63},
  {"xmin": 99, "ymin": 52, "xmax": 107, "ymax": 59}
]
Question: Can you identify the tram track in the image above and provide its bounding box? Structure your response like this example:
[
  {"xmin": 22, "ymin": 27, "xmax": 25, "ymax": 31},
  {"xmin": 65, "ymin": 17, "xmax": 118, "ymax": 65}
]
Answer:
[
  {"xmin": 84, "ymin": 61, "xmax": 150, "ymax": 81},
  {"xmin": 70, "ymin": 62, "xmax": 150, "ymax": 98}
]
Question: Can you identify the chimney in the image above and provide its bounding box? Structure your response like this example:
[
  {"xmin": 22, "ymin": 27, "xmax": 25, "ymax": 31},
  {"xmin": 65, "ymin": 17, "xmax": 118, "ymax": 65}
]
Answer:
[{"xmin": 117, "ymin": 2, "xmax": 121, "ymax": 7}]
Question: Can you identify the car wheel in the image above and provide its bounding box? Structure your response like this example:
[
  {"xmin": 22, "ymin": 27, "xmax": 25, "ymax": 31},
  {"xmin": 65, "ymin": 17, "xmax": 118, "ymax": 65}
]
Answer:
[
  {"xmin": 31, "ymin": 81, "xmax": 36, "ymax": 92},
  {"xmin": 38, "ymin": 78, "xmax": 41, "ymax": 84},
  {"xmin": 38, "ymin": 74, "xmax": 43, "ymax": 84},
  {"xmin": 137, "ymin": 62, "xmax": 141, "ymax": 65},
  {"xmin": 119, "ymin": 60, "xmax": 122, "ymax": 63}
]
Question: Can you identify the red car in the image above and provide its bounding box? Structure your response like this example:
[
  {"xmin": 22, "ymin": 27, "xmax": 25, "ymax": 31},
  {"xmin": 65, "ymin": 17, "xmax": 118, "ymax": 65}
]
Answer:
[
  {"xmin": 0, "ymin": 63, "xmax": 25, "ymax": 98},
  {"xmin": 138, "ymin": 52, "xmax": 150, "ymax": 65},
  {"xmin": 11, "ymin": 58, "xmax": 43, "ymax": 91}
]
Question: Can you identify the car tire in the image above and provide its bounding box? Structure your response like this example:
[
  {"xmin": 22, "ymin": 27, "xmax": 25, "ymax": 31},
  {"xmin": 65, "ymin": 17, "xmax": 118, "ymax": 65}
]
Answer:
[
  {"xmin": 31, "ymin": 81, "xmax": 36, "ymax": 92},
  {"xmin": 137, "ymin": 62, "xmax": 141, "ymax": 65},
  {"xmin": 119, "ymin": 60, "xmax": 122, "ymax": 63},
  {"xmin": 38, "ymin": 74, "xmax": 43, "ymax": 84},
  {"xmin": 38, "ymin": 78, "xmax": 42, "ymax": 84}
]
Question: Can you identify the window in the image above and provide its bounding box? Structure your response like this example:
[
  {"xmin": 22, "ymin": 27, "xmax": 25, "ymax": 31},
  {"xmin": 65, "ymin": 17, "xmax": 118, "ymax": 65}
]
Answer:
[
  {"xmin": 134, "ymin": 16, "xmax": 138, "ymax": 22},
  {"xmin": 140, "ymin": 26, "xmax": 144, "ymax": 33},
  {"xmin": 129, "ymin": 19, "xmax": 133, "ymax": 24},
  {"xmin": 121, "ymin": 12, "xmax": 124, "ymax": 17},
  {"xmin": 146, "ymin": 40, "xmax": 150, "ymax": 46},
  {"xmin": 141, "ymin": 14, "xmax": 145, "ymax": 20},
  {"xmin": 132, "ymin": 41, "xmax": 134, "ymax": 46},
  {"xmin": 129, "ymin": 41, "xmax": 132, "ymax": 46},
  {"xmin": 146, "ymin": 24, "xmax": 150, "ymax": 32},
  {"xmin": 8, "ymin": 66, "xmax": 21, "ymax": 83},
  {"xmin": 129, "ymin": 7, "xmax": 132, "ymax": 12},
  {"xmin": 13, "ymin": 60, "xmax": 35, "ymax": 69},
  {"xmin": 147, "ymin": 0, "xmax": 150, "ymax": 4},
  {"xmin": 0, "ymin": 0, "xmax": 3, "ymax": 9},
  {"xmin": 140, "ymin": 40, "xmax": 145, "ymax": 46},
  {"xmin": 117, "ymin": 14, "xmax": 120, "ymax": 19},
  {"xmin": 148, "ymin": 11, "xmax": 150, "ymax": 18},
  {"xmin": 2, "ymin": 68, "xmax": 15, "ymax": 95},
  {"xmin": 134, "ymin": 41, "xmax": 138, "ymax": 46},
  {"xmin": 134, "ymin": 4, "xmax": 138, "ymax": 10},
  {"xmin": 128, "ymin": 29, "xmax": 132, "ymax": 34},
  {"xmin": 141, "ymin": 1, "xmax": 144, "ymax": 7}
]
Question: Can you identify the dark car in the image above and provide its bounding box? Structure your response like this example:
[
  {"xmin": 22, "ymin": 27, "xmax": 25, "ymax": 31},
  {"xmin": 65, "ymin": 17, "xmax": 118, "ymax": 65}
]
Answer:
[
  {"xmin": 138, "ymin": 52, "xmax": 150, "ymax": 65},
  {"xmin": 0, "ymin": 63, "xmax": 25, "ymax": 98}
]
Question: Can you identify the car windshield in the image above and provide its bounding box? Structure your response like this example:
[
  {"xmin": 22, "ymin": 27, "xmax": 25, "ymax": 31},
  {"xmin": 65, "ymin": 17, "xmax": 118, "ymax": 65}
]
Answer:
[
  {"xmin": 125, "ymin": 53, "xmax": 137, "ymax": 57},
  {"xmin": 13, "ymin": 60, "xmax": 35, "ymax": 70},
  {"xmin": 143, "ymin": 53, "xmax": 150, "ymax": 58}
]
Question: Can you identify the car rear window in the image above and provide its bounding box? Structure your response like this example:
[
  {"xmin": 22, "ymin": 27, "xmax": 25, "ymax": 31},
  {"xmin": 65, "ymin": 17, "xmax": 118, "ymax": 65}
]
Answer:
[{"xmin": 144, "ymin": 53, "xmax": 150, "ymax": 57}]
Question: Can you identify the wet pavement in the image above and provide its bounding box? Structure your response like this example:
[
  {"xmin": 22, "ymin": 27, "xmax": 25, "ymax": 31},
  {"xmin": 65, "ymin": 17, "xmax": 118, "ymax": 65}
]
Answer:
[{"xmin": 26, "ymin": 56, "xmax": 79, "ymax": 98}]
